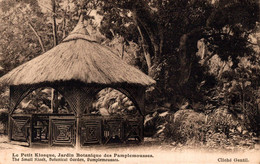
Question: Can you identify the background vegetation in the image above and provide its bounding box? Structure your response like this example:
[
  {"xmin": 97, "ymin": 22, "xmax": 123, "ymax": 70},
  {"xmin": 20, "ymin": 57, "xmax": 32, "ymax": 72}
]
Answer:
[{"xmin": 0, "ymin": 0, "xmax": 259, "ymax": 149}]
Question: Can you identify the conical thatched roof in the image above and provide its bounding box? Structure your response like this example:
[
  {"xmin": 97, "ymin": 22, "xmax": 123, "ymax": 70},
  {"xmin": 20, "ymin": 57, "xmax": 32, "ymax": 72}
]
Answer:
[{"xmin": 0, "ymin": 16, "xmax": 155, "ymax": 86}]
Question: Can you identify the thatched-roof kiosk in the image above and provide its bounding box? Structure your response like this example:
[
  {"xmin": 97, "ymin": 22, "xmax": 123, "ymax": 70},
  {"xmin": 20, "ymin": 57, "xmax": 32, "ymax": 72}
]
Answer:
[{"xmin": 0, "ymin": 15, "xmax": 155, "ymax": 147}]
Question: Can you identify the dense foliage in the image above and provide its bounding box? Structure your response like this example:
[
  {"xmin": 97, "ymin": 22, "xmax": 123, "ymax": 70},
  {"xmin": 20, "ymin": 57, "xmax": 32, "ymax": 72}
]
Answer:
[
  {"xmin": 97, "ymin": 0, "xmax": 259, "ymax": 106},
  {"xmin": 0, "ymin": 0, "xmax": 259, "ymax": 149}
]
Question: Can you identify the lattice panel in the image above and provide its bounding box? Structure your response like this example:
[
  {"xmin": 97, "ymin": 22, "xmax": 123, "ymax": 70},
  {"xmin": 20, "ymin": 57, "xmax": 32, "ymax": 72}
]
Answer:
[
  {"xmin": 11, "ymin": 116, "xmax": 30, "ymax": 142},
  {"xmin": 80, "ymin": 118, "xmax": 102, "ymax": 146},
  {"xmin": 124, "ymin": 118, "xmax": 143, "ymax": 143},
  {"xmin": 49, "ymin": 117, "xmax": 76, "ymax": 147},
  {"xmin": 10, "ymin": 86, "xmax": 36, "ymax": 114},
  {"xmin": 103, "ymin": 118, "xmax": 124, "ymax": 144}
]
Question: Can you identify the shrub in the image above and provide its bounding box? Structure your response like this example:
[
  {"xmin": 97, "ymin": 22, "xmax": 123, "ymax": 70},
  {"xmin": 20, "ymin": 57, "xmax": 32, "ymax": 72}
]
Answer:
[
  {"xmin": 160, "ymin": 107, "xmax": 256, "ymax": 149},
  {"xmin": 162, "ymin": 109, "xmax": 208, "ymax": 145},
  {"xmin": 207, "ymin": 107, "xmax": 239, "ymax": 138},
  {"xmin": 206, "ymin": 107, "xmax": 256, "ymax": 149}
]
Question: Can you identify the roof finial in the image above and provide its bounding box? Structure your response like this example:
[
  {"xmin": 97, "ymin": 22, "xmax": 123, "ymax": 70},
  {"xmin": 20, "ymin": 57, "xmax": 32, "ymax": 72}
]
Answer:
[
  {"xmin": 79, "ymin": 13, "xmax": 84, "ymax": 24},
  {"xmin": 69, "ymin": 9, "xmax": 89, "ymax": 35},
  {"xmin": 79, "ymin": 8, "xmax": 86, "ymax": 24}
]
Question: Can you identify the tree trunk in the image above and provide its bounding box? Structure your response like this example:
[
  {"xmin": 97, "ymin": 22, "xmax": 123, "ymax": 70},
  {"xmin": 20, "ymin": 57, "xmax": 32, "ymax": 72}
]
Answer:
[
  {"xmin": 177, "ymin": 28, "xmax": 205, "ymax": 85},
  {"xmin": 17, "ymin": 8, "xmax": 46, "ymax": 53},
  {"xmin": 62, "ymin": 11, "xmax": 66, "ymax": 38},
  {"xmin": 136, "ymin": 25, "xmax": 152, "ymax": 74},
  {"xmin": 27, "ymin": 22, "xmax": 46, "ymax": 53},
  {"xmin": 52, "ymin": 0, "xmax": 58, "ymax": 46},
  {"xmin": 51, "ymin": 0, "xmax": 59, "ymax": 113},
  {"xmin": 132, "ymin": 6, "xmax": 162, "ymax": 77},
  {"xmin": 121, "ymin": 37, "xmax": 125, "ymax": 59}
]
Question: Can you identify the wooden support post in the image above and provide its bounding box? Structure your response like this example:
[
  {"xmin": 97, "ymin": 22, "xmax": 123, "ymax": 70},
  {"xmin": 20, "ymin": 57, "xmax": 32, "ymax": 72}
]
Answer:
[
  {"xmin": 29, "ymin": 116, "xmax": 33, "ymax": 147},
  {"xmin": 76, "ymin": 116, "xmax": 80, "ymax": 149},
  {"xmin": 141, "ymin": 115, "xmax": 144, "ymax": 142},
  {"xmin": 51, "ymin": 89, "xmax": 59, "ymax": 113},
  {"xmin": 75, "ymin": 88, "xmax": 82, "ymax": 149},
  {"xmin": 49, "ymin": 117, "xmax": 51, "ymax": 147},
  {"xmin": 75, "ymin": 87, "xmax": 90, "ymax": 148},
  {"xmin": 8, "ymin": 114, "xmax": 11, "ymax": 142},
  {"xmin": 8, "ymin": 86, "xmax": 12, "ymax": 142}
]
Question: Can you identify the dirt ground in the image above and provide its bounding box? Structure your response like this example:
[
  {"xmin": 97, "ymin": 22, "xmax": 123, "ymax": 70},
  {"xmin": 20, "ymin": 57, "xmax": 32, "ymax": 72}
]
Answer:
[{"xmin": 0, "ymin": 135, "xmax": 259, "ymax": 164}]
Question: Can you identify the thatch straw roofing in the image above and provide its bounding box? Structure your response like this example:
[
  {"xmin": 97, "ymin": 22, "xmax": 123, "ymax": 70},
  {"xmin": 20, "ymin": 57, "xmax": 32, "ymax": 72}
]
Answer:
[{"xmin": 0, "ymin": 17, "xmax": 155, "ymax": 86}]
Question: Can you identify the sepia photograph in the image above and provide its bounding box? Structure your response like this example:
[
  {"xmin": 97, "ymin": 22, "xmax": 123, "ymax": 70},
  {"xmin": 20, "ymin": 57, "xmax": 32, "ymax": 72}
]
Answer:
[{"xmin": 0, "ymin": 0, "xmax": 259, "ymax": 163}]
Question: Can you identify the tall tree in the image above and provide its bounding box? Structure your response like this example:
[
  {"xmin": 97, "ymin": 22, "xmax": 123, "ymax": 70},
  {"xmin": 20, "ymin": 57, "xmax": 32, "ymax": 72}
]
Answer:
[
  {"xmin": 98, "ymin": 0, "xmax": 259, "ymax": 107},
  {"xmin": 0, "ymin": 0, "xmax": 52, "ymax": 72}
]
